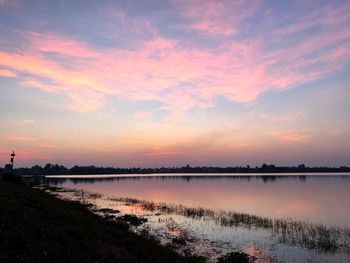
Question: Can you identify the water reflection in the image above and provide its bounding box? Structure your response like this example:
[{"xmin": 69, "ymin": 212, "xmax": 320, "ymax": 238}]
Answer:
[
  {"xmin": 45, "ymin": 185, "xmax": 350, "ymax": 263},
  {"xmin": 47, "ymin": 174, "xmax": 350, "ymax": 227}
]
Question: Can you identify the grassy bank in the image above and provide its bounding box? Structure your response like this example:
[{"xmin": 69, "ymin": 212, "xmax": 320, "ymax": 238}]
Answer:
[{"xmin": 0, "ymin": 178, "xmax": 203, "ymax": 263}]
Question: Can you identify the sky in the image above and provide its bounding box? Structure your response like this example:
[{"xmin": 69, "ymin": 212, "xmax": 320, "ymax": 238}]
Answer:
[{"xmin": 0, "ymin": 0, "xmax": 350, "ymax": 168}]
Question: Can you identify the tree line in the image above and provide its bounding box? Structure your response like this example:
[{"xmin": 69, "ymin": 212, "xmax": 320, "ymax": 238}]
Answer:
[{"xmin": 2, "ymin": 163, "xmax": 350, "ymax": 175}]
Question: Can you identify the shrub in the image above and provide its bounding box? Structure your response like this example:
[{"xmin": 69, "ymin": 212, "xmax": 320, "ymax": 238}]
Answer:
[
  {"xmin": 217, "ymin": 251, "xmax": 255, "ymax": 263},
  {"xmin": 1, "ymin": 172, "xmax": 25, "ymax": 185}
]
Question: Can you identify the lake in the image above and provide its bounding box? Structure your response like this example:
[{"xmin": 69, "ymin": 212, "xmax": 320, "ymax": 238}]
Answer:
[{"xmin": 46, "ymin": 173, "xmax": 350, "ymax": 263}]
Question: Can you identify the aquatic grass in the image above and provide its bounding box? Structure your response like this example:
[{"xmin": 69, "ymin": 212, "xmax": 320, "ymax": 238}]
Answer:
[
  {"xmin": 164, "ymin": 217, "xmax": 195, "ymax": 248},
  {"xmin": 110, "ymin": 197, "xmax": 350, "ymax": 253},
  {"xmin": 43, "ymin": 187, "xmax": 350, "ymax": 254}
]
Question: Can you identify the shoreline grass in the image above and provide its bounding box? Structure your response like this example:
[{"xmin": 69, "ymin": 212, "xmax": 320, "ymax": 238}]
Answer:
[
  {"xmin": 0, "ymin": 178, "xmax": 204, "ymax": 263},
  {"xmin": 42, "ymin": 185, "xmax": 350, "ymax": 254},
  {"xmin": 111, "ymin": 197, "xmax": 350, "ymax": 253},
  {"xmin": 35, "ymin": 183, "xmax": 350, "ymax": 261}
]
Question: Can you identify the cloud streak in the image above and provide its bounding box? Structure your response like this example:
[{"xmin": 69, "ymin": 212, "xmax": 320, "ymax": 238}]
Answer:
[
  {"xmin": 6, "ymin": 135, "xmax": 37, "ymax": 142},
  {"xmin": 0, "ymin": 68, "xmax": 17, "ymax": 77},
  {"xmin": 0, "ymin": 1, "xmax": 349, "ymax": 120},
  {"xmin": 270, "ymin": 131, "xmax": 311, "ymax": 143},
  {"xmin": 16, "ymin": 119, "xmax": 35, "ymax": 125},
  {"xmin": 173, "ymin": 0, "xmax": 259, "ymax": 37}
]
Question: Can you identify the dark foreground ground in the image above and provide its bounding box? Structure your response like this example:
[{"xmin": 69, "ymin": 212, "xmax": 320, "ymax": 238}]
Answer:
[{"xmin": 0, "ymin": 178, "xmax": 204, "ymax": 263}]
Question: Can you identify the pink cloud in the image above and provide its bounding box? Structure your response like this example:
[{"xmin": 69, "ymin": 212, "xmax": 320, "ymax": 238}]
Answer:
[
  {"xmin": 230, "ymin": 143, "xmax": 255, "ymax": 149},
  {"xmin": 0, "ymin": 68, "xmax": 16, "ymax": 77},
  {"xmin": 190, "ymin": 21, "xmax": 236, "ymax": 37},
  {"xmin": 0, "ymin": 0, "xmax": 20, "ymax": 7},
  {"xmin": 277, "ymin": 2, "xmax": 350, "ymax": 35},
  {"xmin": 108, "ymin": 9, "xmax": 158, "ymax": 38},
  {"xmin": 0, "ymin": 1, "xmax": 349, "ymax": 117},
  {"xmin": 28, "ymin": 32, "xmax": 99, "ymax": 59},
  {"xmin": 173, "ymin": 0, "xmax": 258, "ymax": 37},
  {"xmin": 66, "ymin": 91, "xmax": 105, "ymax": 112},
  {"xmin": 270, "ymin": 131, "xmax": 310, "ymax": 142},
  {"xmin": 0, "ymin": 28, "xmax": 347, "ymax": 117},
  {"xmin": 38, "ymin": 144, "xmax": 56, "ymax": 149},
  {"xmin": 21, "ymin": 79, "xmax": 61, "ymax": 93},
  {"xmin": 260, "ymin": 112, "xmax": 307, "ymax": 123},
  {"xmin": 0, "ymin": 51, "xmax": 106, "ymax": 111}
]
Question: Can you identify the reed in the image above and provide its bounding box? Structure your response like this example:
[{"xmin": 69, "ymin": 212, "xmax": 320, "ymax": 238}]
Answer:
[
  {"xmin": 42, "ymin": 186, "xmax": 350, "ymax": 254},
  {"xmin": 111, "ymin": 197, "xmax": 350, "ymax": 253}
]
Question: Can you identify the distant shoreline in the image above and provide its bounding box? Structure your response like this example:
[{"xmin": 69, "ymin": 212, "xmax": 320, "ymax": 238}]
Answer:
[
  {"xmin": 42, "ymin": 172, "xmax": 350, "ymax": 179},
  {"xmin": 6, "ymin": 163, "xmax": 350, "ymax": 176}
]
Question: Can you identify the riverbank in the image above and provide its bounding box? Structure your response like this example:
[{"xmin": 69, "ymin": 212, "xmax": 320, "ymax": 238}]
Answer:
[
  {"xmin": 43, "ymin": 175, "xmax": 350, "ymax": 263},
  {"xmin": 0, "ymin": 178, "xmax": 204, "ymax": 263}
]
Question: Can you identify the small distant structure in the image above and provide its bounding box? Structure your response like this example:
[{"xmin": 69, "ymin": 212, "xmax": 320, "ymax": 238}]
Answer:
[
  {"xmin": 10, "ymin": 151, "xmax": 15, "ymax": 168},
  {"xmin": 4, "ymin": 151, "xmax": 15, "ymax": 170}
]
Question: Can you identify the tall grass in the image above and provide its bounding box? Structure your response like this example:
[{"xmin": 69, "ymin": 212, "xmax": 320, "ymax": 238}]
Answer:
[
  {"xmin": 112, "ymin": 197, "xmax": 350, "ymax": 253},
  {"xmin": 42, "ymin": 186, "xmax": 350, "ymax": 254}
]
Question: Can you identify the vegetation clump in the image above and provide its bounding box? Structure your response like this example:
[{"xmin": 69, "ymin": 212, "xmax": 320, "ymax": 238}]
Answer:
[
  {"xmin": 117, "ymin": 214, "xmax": 148, "ymax": 226},
  {"xmin": 217, "ymin": 251, "xmax": 255, "ymax": 263},
  {"xmin": 172, "ymin": 236, "xmax": 187, "ymax": 246},
  {"xmin": 1, "ymin": 172, "xmax": 25, "ymax": 185},
  {"xmin": 98, "ymin": 208, "xmax": 120, "ymax": 214}
]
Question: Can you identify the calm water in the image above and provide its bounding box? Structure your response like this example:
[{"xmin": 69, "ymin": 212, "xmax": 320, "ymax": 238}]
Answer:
[
  {"xmin": 47, "ymin": 173, "xmax": 350, "ymax": 227},
  {"xmin": 46, "ymin": 173, "xmax": 350, "ymax": 263}
]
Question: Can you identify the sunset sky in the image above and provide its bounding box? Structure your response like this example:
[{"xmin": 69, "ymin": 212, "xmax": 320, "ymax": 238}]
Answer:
[{"xmin": 1, "ymin": 0, "xmax": 350, "ymax": 168}]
